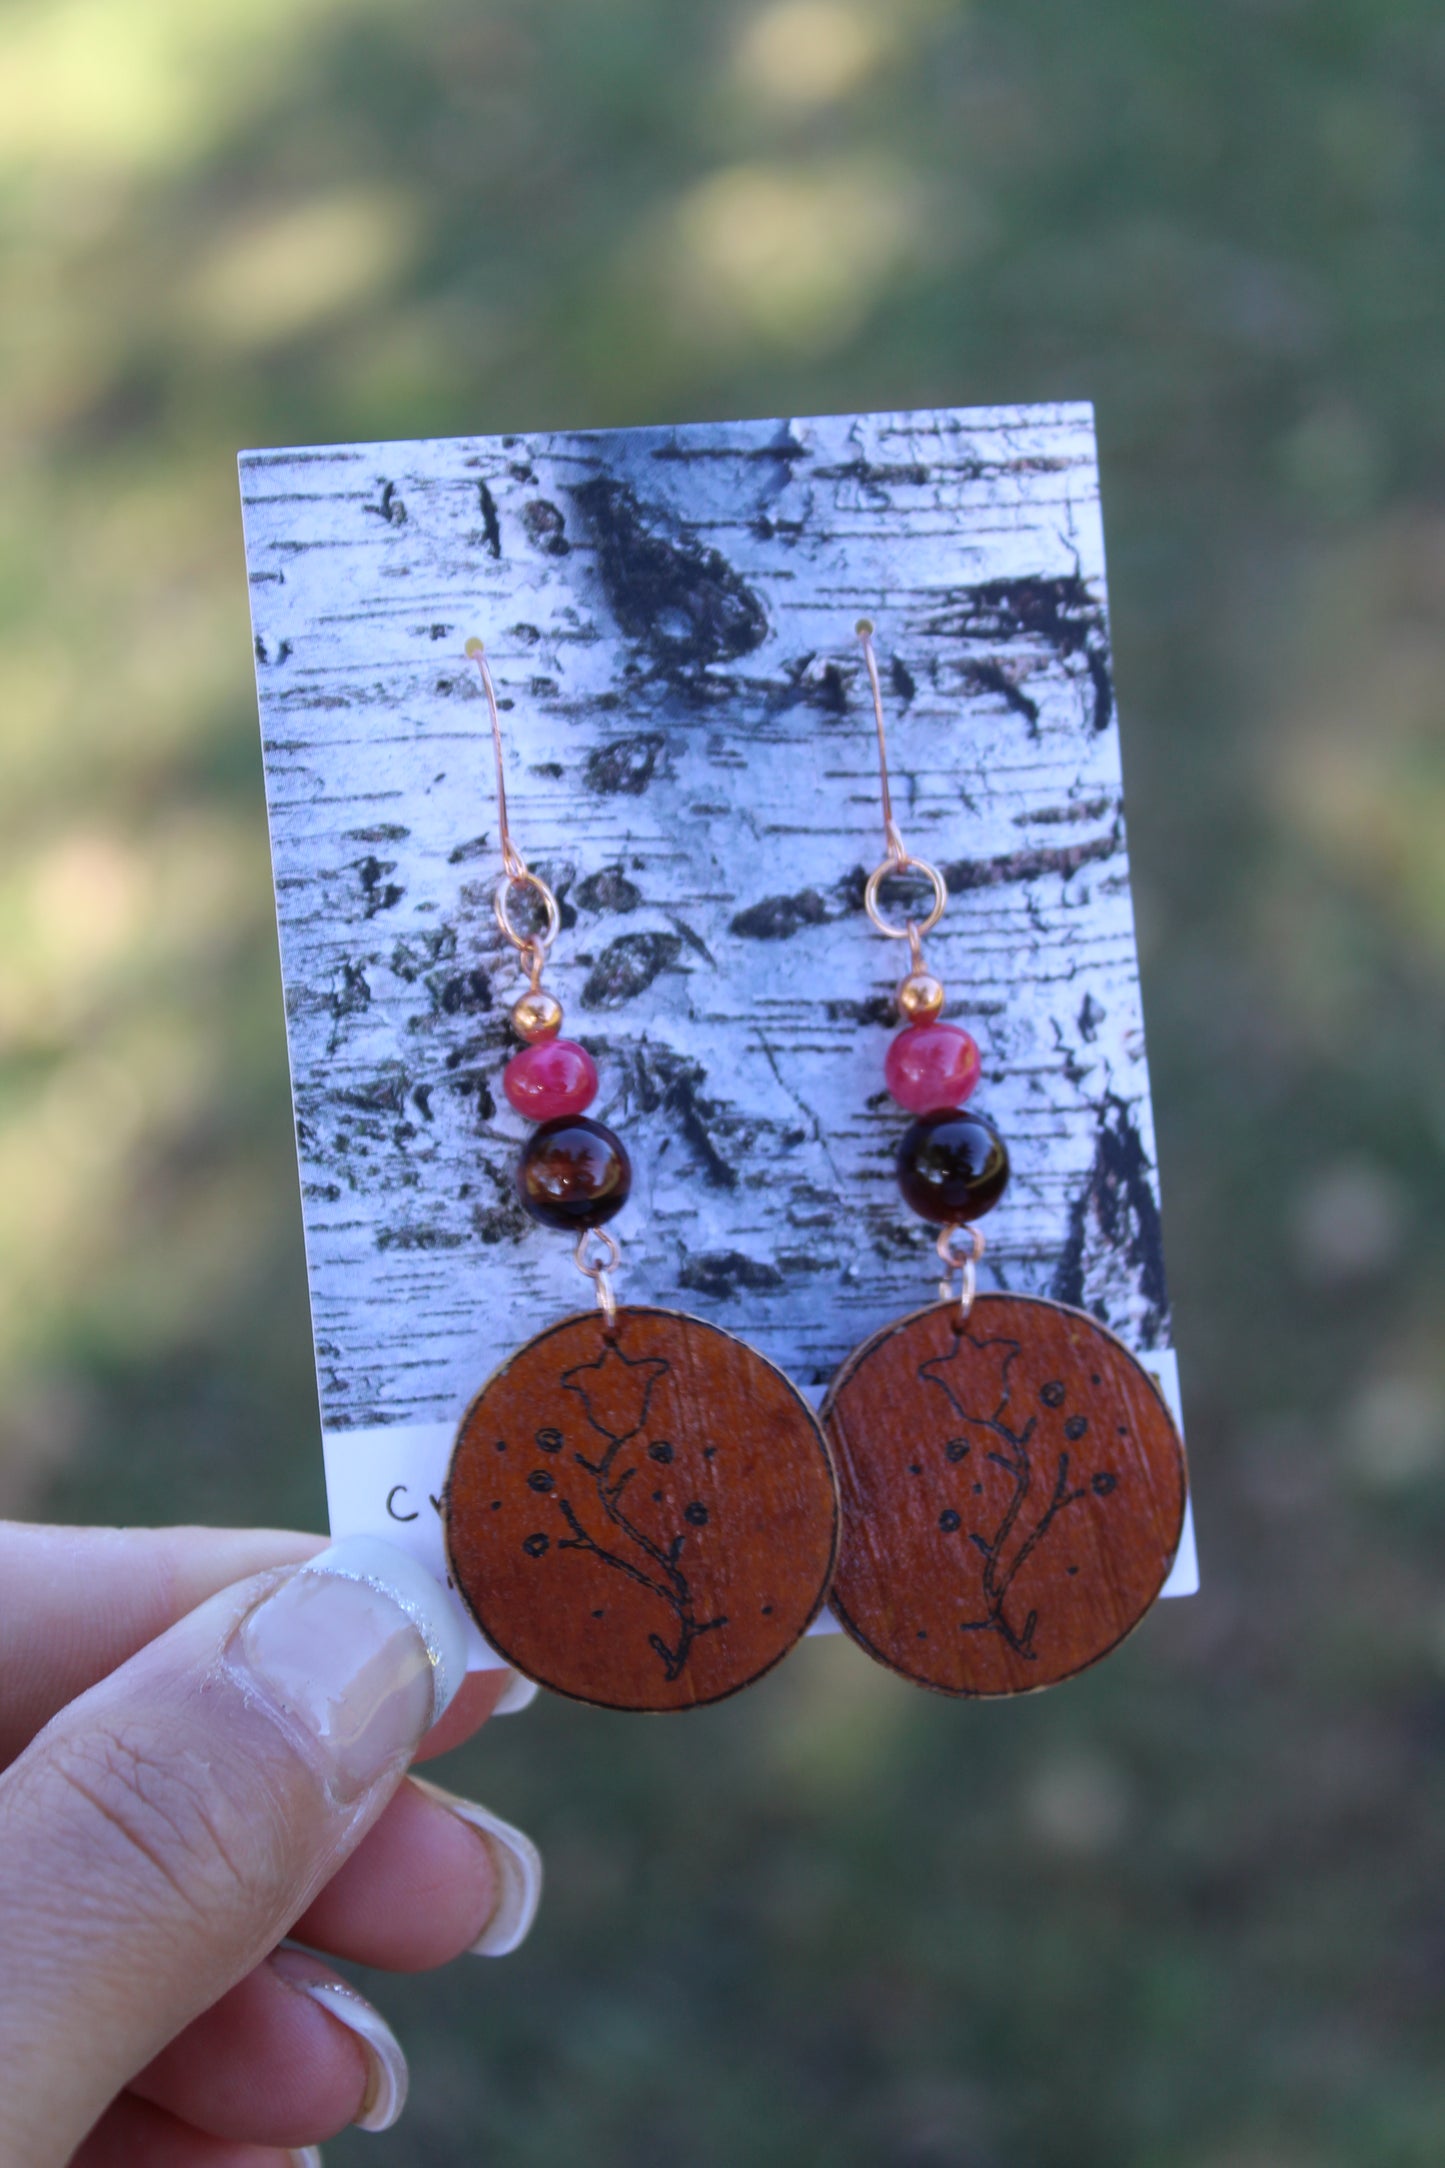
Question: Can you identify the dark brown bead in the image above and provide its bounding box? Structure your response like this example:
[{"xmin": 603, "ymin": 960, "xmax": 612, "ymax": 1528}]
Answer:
[
  {"xmin": 896, "ymin": 1108, "xmax": 1009, "ymax": 1224},
  {"xmin": 516, "ymin": 1116, "xmax": 631, "ymax": 1229}
]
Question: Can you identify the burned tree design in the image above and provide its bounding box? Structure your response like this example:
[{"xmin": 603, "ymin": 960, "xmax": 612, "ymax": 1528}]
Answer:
[
  {"xmin": 919, "ymin": 1335, "xmax": 1118, "ymax": 1661},
  {"xmin": 447, "ymin": 1307, "xmax": 841, "ymax": 1711},
  {"xmin": 519, "ymin": 1340, "xmax": 729, "ymax": 1682}
]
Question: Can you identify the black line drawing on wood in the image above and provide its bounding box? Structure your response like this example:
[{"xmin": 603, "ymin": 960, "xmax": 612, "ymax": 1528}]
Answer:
[
  {"xmin": 519, "ymin": 1340, "xmax": 731, "ymax": 1683},
  {"xmin": 919, "ymin": 1335, "xmax": 1117, "ymax": 1660}
]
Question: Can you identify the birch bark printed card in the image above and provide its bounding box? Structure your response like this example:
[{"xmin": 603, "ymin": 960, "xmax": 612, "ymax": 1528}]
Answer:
[{"xmin": 240, "ymin": 401, "xmax": 1197, "ymax": 1673}]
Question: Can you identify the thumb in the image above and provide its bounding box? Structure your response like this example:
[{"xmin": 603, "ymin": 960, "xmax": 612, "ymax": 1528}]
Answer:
[{"xmin": 0, "ymin": 1536, "xmax": 467, "ymax": 2168}]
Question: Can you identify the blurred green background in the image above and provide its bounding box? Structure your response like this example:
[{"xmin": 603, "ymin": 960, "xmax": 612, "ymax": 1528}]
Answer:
[{"xmin": 2, "ymin": 1, "xmax": 1443, "ymax": 2162}]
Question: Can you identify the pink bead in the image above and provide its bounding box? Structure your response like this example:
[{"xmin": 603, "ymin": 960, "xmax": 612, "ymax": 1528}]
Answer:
[
  {"xmin": 504, "ymin": 1039, "xmax": 599, "ymax": 1120},
  {"xmin": 884, "ymin": 1022, "xmax": 981, "ymax": 1114}
]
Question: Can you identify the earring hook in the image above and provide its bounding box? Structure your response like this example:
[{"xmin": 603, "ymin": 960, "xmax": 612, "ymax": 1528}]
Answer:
[
  {"xmin": 856, "ymin": 618, "xmax": 907, "ymax": 869},
  {"xmin": 856, "ymin": 620, "xmax": 947, "ymax": 949},
  {"xmin": 466, "ymin": 636, "xmax": 561, "ymax": 973},
  {"xmin": 467, "ymin": 636, "xmax": 526, "ymax": 881}
]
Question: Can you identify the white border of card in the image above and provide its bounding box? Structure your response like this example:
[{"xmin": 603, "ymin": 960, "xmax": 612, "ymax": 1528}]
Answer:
[{"xmin": 240, "ymin": 402, "xmax": 1199, "ymax": 1673}]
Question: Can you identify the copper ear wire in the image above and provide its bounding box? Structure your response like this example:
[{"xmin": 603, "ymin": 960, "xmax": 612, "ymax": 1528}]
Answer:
[
  {"xmin": 856, "ymin": 621, "xmax": 947, "ymax": 951},
  {"xmin": 858, "ymin": 621, "xmax": 978, "ymax": 1301},
  {"xmin": 856, "ymin": 617, "xmax": 906, "ymax": 870},
  {"xmin": 467, "ymin": 635, "xmax": 622, "ymax": 1303},
  {"xmin": 466, "ymin": 638, "xmax": 561, "ymax": 980}
]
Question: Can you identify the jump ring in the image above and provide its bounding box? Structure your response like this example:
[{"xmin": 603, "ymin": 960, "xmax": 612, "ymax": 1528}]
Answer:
[
  {"xmin": 573, "ymin": 1227, "xmax": 621, "ymax": 1327},
  {"xmin": 864, "ymin": 853, "xmax": 947, "ymax": 941},
  {"xmin": 935, "ymin": 1222, "xmax": 985, "ymax": 1323},
  {"xmin": 495, "ymin": 869, "xmax": 561, "ymax": 957}
]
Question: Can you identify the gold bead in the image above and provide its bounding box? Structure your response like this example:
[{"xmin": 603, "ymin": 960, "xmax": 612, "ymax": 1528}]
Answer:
[
  {"xmin": 898, "ymin": 971, "xmax": 945, "ymax": 1023},
  {"xmin": 512, "ymin": 989, "xmax": 563, "ymax": 1042}
]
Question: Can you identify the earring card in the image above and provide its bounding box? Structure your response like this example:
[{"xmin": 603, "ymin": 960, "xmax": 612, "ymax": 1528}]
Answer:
[{"xmin": 239, "ymin": 401, "xmax": 1197, "ymax": 1670}]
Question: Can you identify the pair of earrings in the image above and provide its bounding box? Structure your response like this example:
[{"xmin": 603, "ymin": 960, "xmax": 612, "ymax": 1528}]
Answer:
[{"xmin": 444, "ymin": 628, "xmax": 1188, "ymax": 1712}]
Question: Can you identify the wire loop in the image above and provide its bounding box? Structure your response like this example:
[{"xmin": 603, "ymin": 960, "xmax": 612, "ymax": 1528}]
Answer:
[
  {"xmin": 574, "ymin": 1227, "xmax": 621, "ymax": 1328},
  {"xmin": 856, "ymin": 620, "xmax": 948, "ymax": 946},
  {"xmin": 494, "ymin": 870, "xmax": 561, "ymax": 961},
  {"xmin": 936, "ymin": 1222, "xmax": 985, "ymax": 1323},
  {"xmin": 469, "ymin": 636, "xmax": 564, "ymax": 968},
  {"xmin": 864, "ymin": 853, "xmax": 948, "ymax": 941}
]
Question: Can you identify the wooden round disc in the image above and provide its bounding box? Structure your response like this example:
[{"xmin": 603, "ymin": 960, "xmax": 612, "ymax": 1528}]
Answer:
[
  {"xmin": 445, "ymin": 1307, "xmax": 839, "ymax": 1711},
  {"xmin": 821, "ymin": 1294, "xmax": 1187, "ymax": 1697}
]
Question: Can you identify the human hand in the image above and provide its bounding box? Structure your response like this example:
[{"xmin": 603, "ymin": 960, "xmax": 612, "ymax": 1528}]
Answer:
[{"xmin": 0, "ymin": 1522, "xmax": 543, "ymax": 2165}]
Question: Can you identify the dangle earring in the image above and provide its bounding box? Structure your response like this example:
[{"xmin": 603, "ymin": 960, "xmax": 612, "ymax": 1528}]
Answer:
[
  {"xmin": 819, "ymin": 623, "xmax": 1187, "ymax": 1698},
  {"xmin": 443, "ymin": 640, "xmax": 839, "ymax": 1713}
]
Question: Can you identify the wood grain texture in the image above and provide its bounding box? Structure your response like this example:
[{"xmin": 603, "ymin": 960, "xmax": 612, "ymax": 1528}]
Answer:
[
  {"xmin": 239, "ymin": 404, "xmax": 1172, "ymax": 1445},
  {"xmin": 821, "ymin": 1294, "xmax": 1186, "ymax": 1695},
  {"xmin": 445, "ymin": 1305, "xmax": 838, "ymax": 1709}
]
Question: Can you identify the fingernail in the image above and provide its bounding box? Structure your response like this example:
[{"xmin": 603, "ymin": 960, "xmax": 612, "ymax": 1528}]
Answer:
[
  {"xmin": 411, "ymin": 1774, "xmax": 543, "ymax": 1956},
  {"xmin": 492, "ymin": 1667, "xmax": 539, "ymax": 1716},
  {"xmin": 277, "ymin": 1963, "xmax": 409, "ymax": 2133},
  {"xmin": 289, "ymin": 2151, "xmax": 324, "ymax": 2166},
  {"xmin": 232, "ymin": 1537, "xmax": 467, "ymax": 1804}
]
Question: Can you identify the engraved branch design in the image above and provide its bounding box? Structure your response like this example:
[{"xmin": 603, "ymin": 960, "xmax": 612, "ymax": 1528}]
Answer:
[
  {"xmin": 919, "ymin": 1335, "xmax": 1116, "ymax": 1661},
  {"xmin": 545, "ymin": 1342, "xmax": 728, "ymax": 1682}
]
